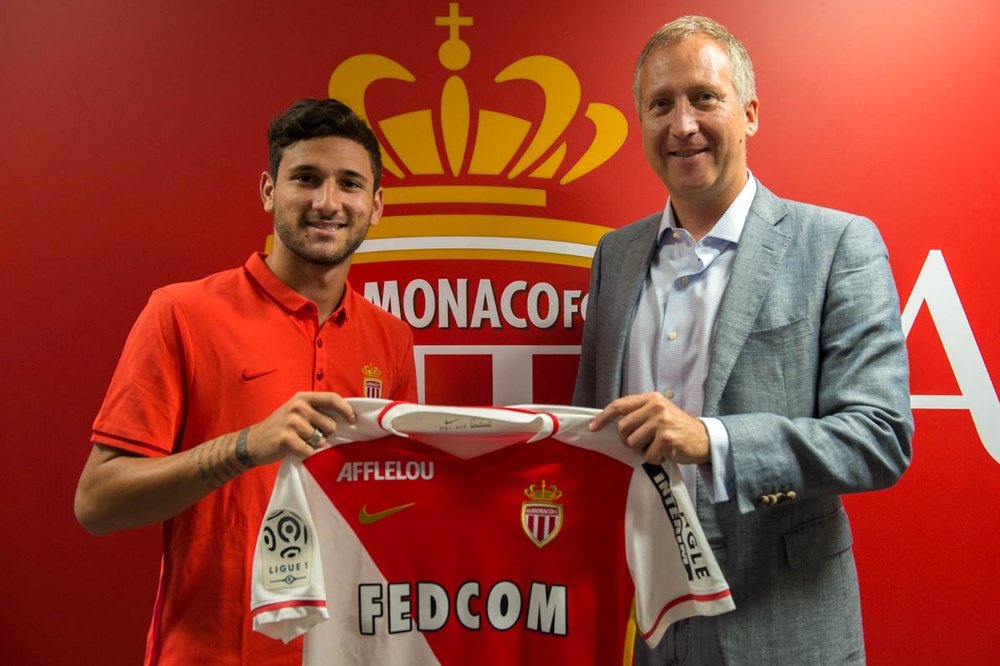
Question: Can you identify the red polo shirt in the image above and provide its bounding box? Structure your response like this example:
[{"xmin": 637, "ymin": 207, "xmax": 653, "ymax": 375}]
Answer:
[{"xmin": 92, "ymin": 253, "xmax": 417, "ymax": 665}]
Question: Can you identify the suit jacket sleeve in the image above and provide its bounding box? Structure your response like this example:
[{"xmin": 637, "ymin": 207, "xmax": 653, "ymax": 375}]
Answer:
[{"xmin": 715, "ymin": 213, "xmax": 914, "ymax": 514}]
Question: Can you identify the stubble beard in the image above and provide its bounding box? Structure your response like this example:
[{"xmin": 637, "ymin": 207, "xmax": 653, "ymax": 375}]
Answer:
[{"xmin": 274, "ymin": 213, "xmax": 370, "ymax": 268}]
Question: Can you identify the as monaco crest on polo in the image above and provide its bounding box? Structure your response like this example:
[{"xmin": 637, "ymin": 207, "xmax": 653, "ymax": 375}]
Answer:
[
  {"xmin": 361, "ymin": 363, "xmax": 383, "ymax": 398},
  {"xmin": 521, "ymin": 481, "xmax": 564, "ymax": 548},
  {"xmin": 335, "ymin": 1, "xmax": 628, "ymax": 406}
]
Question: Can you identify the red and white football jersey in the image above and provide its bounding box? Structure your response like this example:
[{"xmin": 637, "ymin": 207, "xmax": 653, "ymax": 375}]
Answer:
[{"xmin": 251, "ymin": 400, "xmax": 733, "ymax": 665}]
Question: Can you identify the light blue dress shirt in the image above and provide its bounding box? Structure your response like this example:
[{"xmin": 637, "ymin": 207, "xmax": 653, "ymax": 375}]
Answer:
[{"xmin": 622, "ymin": 175, "xmax": 757, "ymax": 502}]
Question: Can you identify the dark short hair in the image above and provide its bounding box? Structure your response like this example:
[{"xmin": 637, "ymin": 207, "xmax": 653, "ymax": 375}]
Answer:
[{"xmin": 267, "ymin": 98, "xmax": 383, "ymax": 190}]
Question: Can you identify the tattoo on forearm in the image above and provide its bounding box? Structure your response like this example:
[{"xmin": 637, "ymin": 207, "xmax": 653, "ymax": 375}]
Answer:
[
  {"xmin": 196, "ymin": 442, "xmax": 219, "ymax": 490},
  {"xmin": 209, "ymin": 438, "xmax": 229, "ymax": 486},
  {"xmin": 235, "ymin": 427, "xmax": 255, "ymax": 468},
  {"xmin": 196, "ymin": 432, "xmax": 246, "ymax": 491},
  {"xmin": 222, "ymin": 454, "xmax": 241, "ymax": 478}
]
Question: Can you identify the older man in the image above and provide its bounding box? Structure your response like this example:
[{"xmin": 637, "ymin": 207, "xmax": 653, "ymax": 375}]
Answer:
[{"xmin": 575, "ymin": 16, "xmax": 913, "ymax": 664}]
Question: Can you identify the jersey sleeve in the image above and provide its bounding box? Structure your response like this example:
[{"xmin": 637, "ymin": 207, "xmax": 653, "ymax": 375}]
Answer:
[
  {"xmin": 251, "ymin": 457, "xmax": 331, "ymax": 643},
  {"xmin": 627, "ymin": 461, "xmax": 735, "ymax": 647}
]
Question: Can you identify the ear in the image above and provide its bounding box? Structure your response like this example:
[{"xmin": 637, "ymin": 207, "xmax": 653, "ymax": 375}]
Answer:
[
  {"xmin": 368, "ymin": 187, "xmax": 384, "ymax": 227},
  {"xmin": 260, "ymin": 171, "xmax": 275, "ymax": 213},
  {"xmin": 744, "ymin": 95, "xmax": 760, "ymax": 138}
]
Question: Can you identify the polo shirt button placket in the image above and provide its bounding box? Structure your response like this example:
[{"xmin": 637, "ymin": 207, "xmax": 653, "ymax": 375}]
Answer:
[{"xmin": 314, "ymin": 331, "xmax": 327, "ymax": 387}]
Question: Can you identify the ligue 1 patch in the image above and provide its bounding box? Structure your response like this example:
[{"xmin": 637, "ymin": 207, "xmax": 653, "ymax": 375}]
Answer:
[
  {"xmin": 521, "ymin": 481, "xmax": 563, "ymax": 548},
  {"xmin": 362, "ymin": 363, "xmax": 383, "ymax": 398},
  {"xmin": 260, "ymin": 508, "xmax": 313, "ymax": 590}
]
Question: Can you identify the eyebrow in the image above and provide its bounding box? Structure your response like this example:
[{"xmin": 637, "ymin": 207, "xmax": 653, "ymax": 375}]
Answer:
[
  {"xmin": 337, "ymin": 168, "xmax": 369, "ymax": 183},
  {"xmin": 286, "ymin": 164, "xmax": 371, "ymax": 184}
]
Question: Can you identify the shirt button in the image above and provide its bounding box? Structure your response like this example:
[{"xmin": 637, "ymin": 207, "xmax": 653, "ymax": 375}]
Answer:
[
  {"xmin": 681, "ymin": 276, "xmax": 689, "ymax": 286},
  {"xmin": 672, "ymin": 231, "xmax": 681, "ymax": 240},
  {"xmin": 316, "ymin": 371, "xmax": 325, "ymax": 381},
  {"xmin": 667, "ymin": 331, "xmax": 678, "ymax": 341},
  {"xmin": 316, "ymin": 339, "xmax": 324, "ymax": 348},
  {"xmin": 663, "ymin": 389, "xmax": 674, "ymax": 399}
]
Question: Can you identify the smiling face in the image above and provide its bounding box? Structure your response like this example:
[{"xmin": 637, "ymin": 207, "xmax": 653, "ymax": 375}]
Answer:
[
  {"xmin": 637, "ymin": 35, "xmax": 759, "ymax": 215},
  {"xmin": 260, "ymin": 135, "xmax": 383, "ymax": 273}
]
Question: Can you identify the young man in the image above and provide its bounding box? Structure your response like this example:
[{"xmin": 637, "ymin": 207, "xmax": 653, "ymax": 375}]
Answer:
[
  {"xmin": 574, "ymin": 17, "xmax": 913, "ymax": 664},
  {"xmin": 75, "ymin": 98, "xmax": 417, "ymax": 665}
]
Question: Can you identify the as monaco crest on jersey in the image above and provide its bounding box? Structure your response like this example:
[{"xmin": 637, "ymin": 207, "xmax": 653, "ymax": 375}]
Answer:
[{"xmin": 521, "ymin": 481, "xmax": 563, "ymax": 548}]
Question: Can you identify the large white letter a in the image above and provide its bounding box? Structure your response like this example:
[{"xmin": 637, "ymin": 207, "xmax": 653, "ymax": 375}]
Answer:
[{"xmin": 901, "ymin": 250, "xmax": 1000, "ymax": 463}]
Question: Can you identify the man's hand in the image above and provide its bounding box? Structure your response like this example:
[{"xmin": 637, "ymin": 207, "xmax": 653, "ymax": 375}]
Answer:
[
  {"xmin": 244, "ymin": 391, "xmax": 356, "ymax": 466},
  {"xmin": 589, "ymin": 392, "xmax": 710, "ymax": 464}
]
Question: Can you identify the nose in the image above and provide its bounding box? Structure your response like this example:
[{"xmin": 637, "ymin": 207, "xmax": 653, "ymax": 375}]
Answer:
[
  {"xmin": 313, "ymin": 181, "xmax": 342, "ymax": 217},
  {"xmin": 670, "ymin": 99, "xmax": 698, "ymax": 138}
]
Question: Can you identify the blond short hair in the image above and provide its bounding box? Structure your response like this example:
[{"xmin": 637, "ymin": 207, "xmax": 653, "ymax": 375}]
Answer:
[{"xmin": 633, "ymin": 15, "xmax": 756, "ymax": 110}]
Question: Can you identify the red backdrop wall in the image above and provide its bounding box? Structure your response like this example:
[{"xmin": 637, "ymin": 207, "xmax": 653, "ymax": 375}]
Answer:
[{"xmin": 2, "ymin": 1, "xmax": 997, "ymax": 663}]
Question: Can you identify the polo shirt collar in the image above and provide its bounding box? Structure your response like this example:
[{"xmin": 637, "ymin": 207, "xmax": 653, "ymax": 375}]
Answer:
[{"xmin": 243, "ymin": 252, "xmax": 353, "ymax": 322}]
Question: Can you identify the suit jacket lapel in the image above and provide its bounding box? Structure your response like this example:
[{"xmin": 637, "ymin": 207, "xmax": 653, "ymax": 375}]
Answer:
[
  {"xmin": 704, "ymin": 183, "xmax": 792, "ymax": 414},
  {"xmin": 606, "ymin": 214, "xmax": 660, "ymax": 405}
]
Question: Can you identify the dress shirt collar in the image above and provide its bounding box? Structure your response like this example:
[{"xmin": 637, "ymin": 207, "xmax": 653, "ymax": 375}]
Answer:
[{"xmin": 657, "ymin": 172, "xmax": 758, "ymax": 245}]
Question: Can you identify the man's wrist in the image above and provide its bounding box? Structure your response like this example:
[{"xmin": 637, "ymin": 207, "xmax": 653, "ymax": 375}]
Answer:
[{"xmin": 234, "ymin": 427, "xmax": 256, "ymax": 469}]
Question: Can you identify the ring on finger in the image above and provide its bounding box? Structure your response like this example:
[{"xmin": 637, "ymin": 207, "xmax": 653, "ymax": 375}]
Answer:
[{"xmin": 306, "ymin": 427, "xmax": 324, "ymax": 447}]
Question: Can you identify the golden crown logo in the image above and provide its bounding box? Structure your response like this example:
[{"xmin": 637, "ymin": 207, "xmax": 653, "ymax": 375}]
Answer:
[
  {"xmin": 361, "ymin": 363, "xmax": 383, "ymax": 380},
  {"xmin": 523, "ymin": 480, "xmax": 563, "ymax": 503},
  {"xmin": 330, "ymin": 2, "xmax": 625, "ymax": 268}
]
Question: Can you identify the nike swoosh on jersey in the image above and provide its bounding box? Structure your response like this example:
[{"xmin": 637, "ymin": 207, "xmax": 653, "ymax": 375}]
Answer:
[
  {"xmin": 242, "ymin": 368, "xmax": 278, "ymax": 381},
  {"xmin": 358, "ymin": 502, "xmax": 415, "ymax": 524}
]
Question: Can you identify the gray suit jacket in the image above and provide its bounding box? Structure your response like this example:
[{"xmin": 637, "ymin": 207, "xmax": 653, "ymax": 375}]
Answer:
[{"xmin": 573, "ymin": 181, "xmax": 913, "ymax": 663}]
